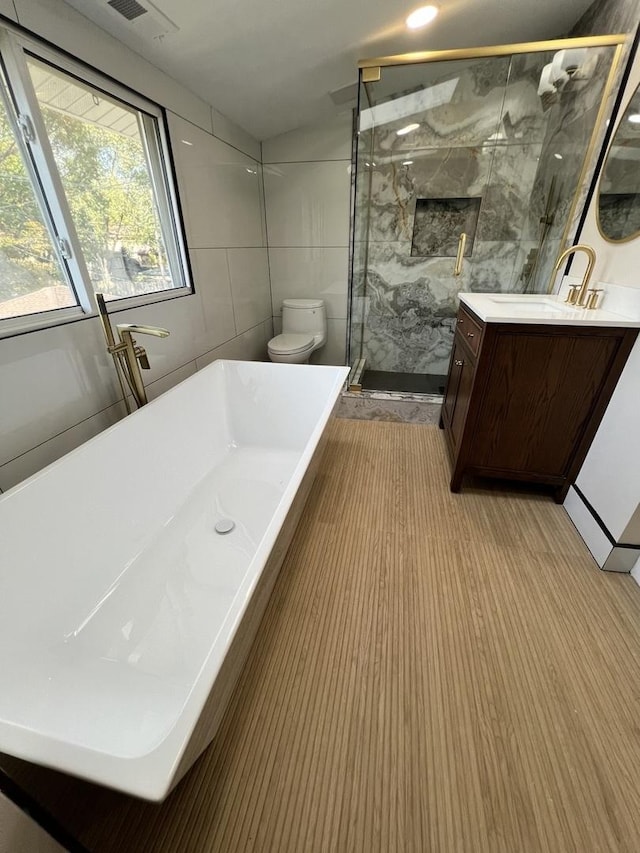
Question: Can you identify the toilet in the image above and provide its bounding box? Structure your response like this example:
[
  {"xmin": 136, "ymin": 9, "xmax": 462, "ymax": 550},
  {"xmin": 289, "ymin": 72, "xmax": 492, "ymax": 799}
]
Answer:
[{"xmin": 268, "ymin": 298, "xmax": 327, "ymax": 364}]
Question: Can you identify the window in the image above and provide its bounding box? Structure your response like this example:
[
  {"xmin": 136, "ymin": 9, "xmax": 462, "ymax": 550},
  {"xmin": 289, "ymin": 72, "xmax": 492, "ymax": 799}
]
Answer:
[
  {"xmin": 0, "ymin": 66, "xmax": 78, "ymax": 320},
  {"xmin": 0, "ymin": 28, "xmax": 190, "ymax": 335}
]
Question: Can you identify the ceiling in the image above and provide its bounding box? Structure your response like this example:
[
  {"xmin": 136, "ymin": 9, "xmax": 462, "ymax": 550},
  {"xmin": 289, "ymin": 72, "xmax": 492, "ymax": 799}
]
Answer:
[{"xmin": 63, "ymin": 0, "xmax": 597, "ymax": 141}]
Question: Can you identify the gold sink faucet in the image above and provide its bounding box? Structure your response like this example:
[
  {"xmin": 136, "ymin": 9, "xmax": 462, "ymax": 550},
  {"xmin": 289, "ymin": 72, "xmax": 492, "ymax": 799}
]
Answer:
[
  {"xmin": 552, "ymin": 244, "xmax": 597, "ymax": 308},
  {"xmin": 96, "ymin": 294, "xmax": 170, "ymax": 412}
]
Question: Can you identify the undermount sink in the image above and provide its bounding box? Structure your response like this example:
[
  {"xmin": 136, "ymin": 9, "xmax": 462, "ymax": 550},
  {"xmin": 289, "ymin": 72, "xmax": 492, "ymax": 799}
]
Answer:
[{"xmin": 488, "ymin": 296, "xmax": 573, "ymax": 313}]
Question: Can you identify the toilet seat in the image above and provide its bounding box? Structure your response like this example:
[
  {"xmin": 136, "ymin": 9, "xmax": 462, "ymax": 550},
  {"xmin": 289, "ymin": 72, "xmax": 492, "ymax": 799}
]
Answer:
[{"xmin": 267, "ymin": 333, "xmax": 314, "ymax": 356}]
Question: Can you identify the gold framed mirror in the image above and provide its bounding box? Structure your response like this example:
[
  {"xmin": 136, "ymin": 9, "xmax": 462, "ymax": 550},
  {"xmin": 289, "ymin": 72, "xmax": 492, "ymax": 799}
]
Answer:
[{"xmin": 597, "ymin": 82, "xmax": 640, "ymax": 243}]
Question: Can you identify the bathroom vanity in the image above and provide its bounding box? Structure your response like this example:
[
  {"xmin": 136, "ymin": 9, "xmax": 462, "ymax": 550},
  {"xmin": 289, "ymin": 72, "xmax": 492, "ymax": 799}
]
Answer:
[{"xmin": 441, "ymin": 293, "xmax": 639, "ymax": 502}]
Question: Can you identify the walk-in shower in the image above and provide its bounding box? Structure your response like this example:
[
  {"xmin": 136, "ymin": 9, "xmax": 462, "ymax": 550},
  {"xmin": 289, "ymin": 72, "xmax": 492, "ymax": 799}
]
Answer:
[{"xmin": 348, "ymin": 36, "xmax": 624, "ymax": 395}]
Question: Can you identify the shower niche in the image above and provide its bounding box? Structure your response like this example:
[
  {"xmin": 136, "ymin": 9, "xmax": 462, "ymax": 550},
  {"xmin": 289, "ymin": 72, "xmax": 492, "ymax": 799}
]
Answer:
[
  {"xmin": 348, "ymin": 38, "xmax": 622, "ymax": 396},
  {"xmin": 411, "ymin": 197, "xmax": 480, "ymax": 258}
]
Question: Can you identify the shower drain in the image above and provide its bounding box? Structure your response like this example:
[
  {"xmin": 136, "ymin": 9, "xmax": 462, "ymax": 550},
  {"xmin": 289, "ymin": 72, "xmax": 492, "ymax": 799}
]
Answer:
[{"xmin": 215, "ymin": 518, "xmax": 236, "ymax": 535}]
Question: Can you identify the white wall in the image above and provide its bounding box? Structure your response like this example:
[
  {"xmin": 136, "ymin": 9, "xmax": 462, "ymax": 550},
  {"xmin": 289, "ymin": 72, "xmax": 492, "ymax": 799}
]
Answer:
[
  {"xmin": 0, "ymin": 0, "xmax": 272, "ymax": 491},
  {"xmin": 263, "ymin": 114, "xmax": 352, "ymax": 365},
  {"xmin": 0, "ymin": 791, "xmax": 66, "ymax": 853},
  {"xmin": 564, "ymin": 42, "xmax": 640, "ymax": 577},
  {"xmin": 570, "ymin": 54, "xmax": 640, "ymax": 287}
]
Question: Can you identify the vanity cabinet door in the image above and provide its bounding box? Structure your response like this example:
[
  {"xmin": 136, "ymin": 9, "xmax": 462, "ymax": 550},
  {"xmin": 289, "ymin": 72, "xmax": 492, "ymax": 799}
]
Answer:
[
  {"xmin": 455, "ymin": 307, "xmax": 483, "ymax": 357},
  {"xmin": 443, "ymin": 335, "xmax": 476, "ymax": 452},
  {"xmin": 470, "ymin": 329, "xmax": 624, "ymax": 477}
]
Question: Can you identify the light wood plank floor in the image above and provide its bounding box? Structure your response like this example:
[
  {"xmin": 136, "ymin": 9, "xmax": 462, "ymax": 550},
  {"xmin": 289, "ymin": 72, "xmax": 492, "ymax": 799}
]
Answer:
[{"xmin": 4, "ymin": 418, "xmax": 640, "ymax": 852}]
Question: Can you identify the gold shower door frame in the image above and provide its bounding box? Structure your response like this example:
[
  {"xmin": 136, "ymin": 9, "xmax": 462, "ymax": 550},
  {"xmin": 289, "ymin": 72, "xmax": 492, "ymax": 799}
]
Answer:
[{"xmin": 347, "ymin": 34, "xmax": 627, "ymax": 392}]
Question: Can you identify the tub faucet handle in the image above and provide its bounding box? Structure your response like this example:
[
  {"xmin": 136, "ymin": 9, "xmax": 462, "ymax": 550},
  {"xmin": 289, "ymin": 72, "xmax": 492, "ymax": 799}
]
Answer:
[
  {"xmin": 136, "ymin": 346, "xmax": 150, "ymax": 370},
  {"xmin": 113, "ymin": 323, "xmax": 170, "ymax": 408},
  {"xmin": 116, "ymin": 323, "xmax": 170, "ymax": 338}
]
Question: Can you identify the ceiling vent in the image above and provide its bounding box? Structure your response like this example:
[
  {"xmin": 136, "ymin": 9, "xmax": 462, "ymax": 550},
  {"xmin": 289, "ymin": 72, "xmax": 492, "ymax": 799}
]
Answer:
[
  {"xmin": 102, "ymin": 0, "xmax": 178, "ymax": 38},
  {"xmin": 107, "ymin": 0, "xmax": 147, "ymax": 21}
]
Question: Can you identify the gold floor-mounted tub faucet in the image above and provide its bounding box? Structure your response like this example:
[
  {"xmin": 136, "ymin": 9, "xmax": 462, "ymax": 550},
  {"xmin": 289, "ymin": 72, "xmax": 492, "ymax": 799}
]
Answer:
[{"xmin": 97, "ymin": 293, "xmax": 170, "ymax": 413}]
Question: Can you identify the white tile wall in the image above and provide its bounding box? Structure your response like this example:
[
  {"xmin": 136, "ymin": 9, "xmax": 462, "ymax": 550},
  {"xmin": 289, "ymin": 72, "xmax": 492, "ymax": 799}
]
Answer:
[
  {"xmin": 0, "ymin": 0, "xmax": 17, "ymax": 21},
  {"xmin": 268, "ymin": 247, "xmax": 348, "ymax": 319},
  {"xmin": 195, "ymin": 321, "xmax": 269, "ymax": 369},
  {"xmin": 0, "ymin": 2, "xmax": 272, "ymax": 489},
  {"xmin": 227, "ymin": 248, "xmax": 271, "ymax": 334},
  {"xmin": 189, "ymin": 249, "xmax": 236, "ymax": 349},
  {"xmin": 168, "ymin": 114, "xmax": 264, "ymax": 250},
  {"xmin": 315, "ymin": 319, "xmax": 347, "ymax": 366},
  {"xmin": 262, "ymin": 114, "xmax": 352, "ymax": 163},
  {"xmin": 0, "ymin": 317, "xmax": 121, "ymax": 465},
  {"xmin": 263, "ymin": 116, "xmax": 352, "ymax": 365},
  {"xmin": 0, "ymin": 400, "xmax": 125, "ymax": 492},
  {"xmin": 263, "ymin": 161, "xmax": 351, "ymax": 248},
  {"xmin": 146, "ymin": 360, "xmax": 198, "ymax": 402},
  {"xmin": 212, "ymin": 109, "xmax": 262, "ymax": 161}
]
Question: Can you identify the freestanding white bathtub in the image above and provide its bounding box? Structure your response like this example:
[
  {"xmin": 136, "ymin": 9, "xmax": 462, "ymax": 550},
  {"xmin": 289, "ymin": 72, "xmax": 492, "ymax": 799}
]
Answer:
[{"xmin": 0, "ymin": 360, "xmax": 348, "ymax": 800}]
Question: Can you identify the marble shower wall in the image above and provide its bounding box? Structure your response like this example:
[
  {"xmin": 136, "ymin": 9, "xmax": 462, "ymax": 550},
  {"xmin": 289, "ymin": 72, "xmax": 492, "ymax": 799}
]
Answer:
[
  {"xmin": 572, "ymin": 0, "xmax": 639, "ymax": 35},
  {"xmin": 357, "ymin": 55, "xmax": 549, "ymax": 375}
]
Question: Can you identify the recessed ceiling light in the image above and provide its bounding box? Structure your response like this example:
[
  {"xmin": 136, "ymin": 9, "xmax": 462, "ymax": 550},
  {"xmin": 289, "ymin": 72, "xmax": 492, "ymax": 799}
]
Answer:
[
  {"xmin": 406, "ymin": 5, "xmax": 439, "ymax": 30},
  {"xmin": 554, "ymin": 153, "xmax": 563, "ymax": 160},
  {"xmin": 628, "ymin": 113, "xmax": 640, "ymax": 123},
  {"xmin": 397, "ymin": 123, "xmax": 420, "ymax": 136}
]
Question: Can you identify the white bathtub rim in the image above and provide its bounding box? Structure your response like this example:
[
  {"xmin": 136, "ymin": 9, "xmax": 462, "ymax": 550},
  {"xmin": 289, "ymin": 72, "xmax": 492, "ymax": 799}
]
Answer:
[
  {"xmin": 0, "ymin": 361, "xmax": 348, "ymax": 800},
  {"xmin": 0, "ymin": 360, "xmax": 342, "ymax": 502}
]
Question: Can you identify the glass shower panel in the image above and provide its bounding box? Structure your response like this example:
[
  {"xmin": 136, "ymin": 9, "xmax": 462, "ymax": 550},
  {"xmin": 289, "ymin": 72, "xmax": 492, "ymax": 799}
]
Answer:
[
  {"xmin": 351, "ymin": 57, "xmax": 511, "ymax": 391},
  {"xmin": 471, "ymin": 50, "xmax": 555, "ymax": 295},
  {"xmin": 348, "ymin": 44, "xmax": 618, "ymax": 395},
  {"xmin": 523, "ymin": 45, "xmax": 618, "ymax": 291},
  {"xmin": 348, "ymin": 77, "xmax": 374, "ymax": 378}
]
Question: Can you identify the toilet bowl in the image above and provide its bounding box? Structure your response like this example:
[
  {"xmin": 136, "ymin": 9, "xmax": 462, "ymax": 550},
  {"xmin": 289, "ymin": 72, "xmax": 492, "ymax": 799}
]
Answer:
[{"xmin": 268, "ymin": 298, "xmax": 327, "ymax": 364}]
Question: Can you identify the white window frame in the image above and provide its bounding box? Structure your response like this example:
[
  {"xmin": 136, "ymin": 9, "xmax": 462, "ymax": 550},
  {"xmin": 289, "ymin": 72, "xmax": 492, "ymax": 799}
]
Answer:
[{"xmin": 0, "ymin": 26, "xmax": 192, "ymax": 339}]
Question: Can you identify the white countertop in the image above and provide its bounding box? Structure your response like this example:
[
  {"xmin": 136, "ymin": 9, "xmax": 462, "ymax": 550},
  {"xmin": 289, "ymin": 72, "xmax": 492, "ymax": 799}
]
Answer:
[{"xmin": 459, "ymin": 293, "xmax": 640, "ymax": 328}]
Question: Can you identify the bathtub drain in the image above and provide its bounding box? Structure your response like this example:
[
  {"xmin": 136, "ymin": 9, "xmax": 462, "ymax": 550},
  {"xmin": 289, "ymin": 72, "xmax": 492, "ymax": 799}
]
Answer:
[{"xmin": 215, "ymin": 518, "xmax": 236, "ymax": 535}]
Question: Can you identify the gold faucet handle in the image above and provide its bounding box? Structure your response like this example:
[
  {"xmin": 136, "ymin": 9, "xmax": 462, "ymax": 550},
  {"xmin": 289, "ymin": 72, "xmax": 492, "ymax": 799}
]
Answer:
[
  {"xmin": 135, "ymin": 345, "xmax": 150, "ymax": 369},
  {"xmin": 565, "ymin": 284, "xmax": 580, "ymax": 305},
  {"xmin": 586, "ymin": 288, "xmax": 603, "ymax": 310},
  {"xmin": 116, "ymin": 323, "xmax": 170, "ymax": 338}
]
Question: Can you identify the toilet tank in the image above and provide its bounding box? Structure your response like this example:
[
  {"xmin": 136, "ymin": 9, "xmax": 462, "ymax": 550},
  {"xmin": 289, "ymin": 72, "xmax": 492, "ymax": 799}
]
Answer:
[{"xmin": 282, "ymin": 298, "xmax": 327, "ymax": 344}]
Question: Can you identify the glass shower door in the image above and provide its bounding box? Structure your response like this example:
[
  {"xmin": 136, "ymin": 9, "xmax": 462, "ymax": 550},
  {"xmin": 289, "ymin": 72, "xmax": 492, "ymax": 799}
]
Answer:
[
  {"xmin": 350, "ymin": 56, "xmax": 512, "ymax": 394},
  {"xmin": 348, "ymin": 44, "xmax": 618, "ymax": 395}
]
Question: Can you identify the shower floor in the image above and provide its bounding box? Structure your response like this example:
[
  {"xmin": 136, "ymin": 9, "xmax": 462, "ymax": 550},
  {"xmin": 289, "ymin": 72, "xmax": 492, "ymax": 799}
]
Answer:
[{"xmin": 361, "ymin": 370, "xmax": 447, "ymax": 396}]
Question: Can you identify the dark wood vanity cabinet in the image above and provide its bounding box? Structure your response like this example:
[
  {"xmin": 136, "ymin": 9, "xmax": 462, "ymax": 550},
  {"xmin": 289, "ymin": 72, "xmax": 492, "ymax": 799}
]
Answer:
[{"xmin": 441, "ymin": 303, "xmax": 638, "ymax": 502}]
